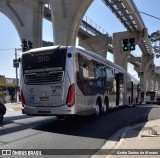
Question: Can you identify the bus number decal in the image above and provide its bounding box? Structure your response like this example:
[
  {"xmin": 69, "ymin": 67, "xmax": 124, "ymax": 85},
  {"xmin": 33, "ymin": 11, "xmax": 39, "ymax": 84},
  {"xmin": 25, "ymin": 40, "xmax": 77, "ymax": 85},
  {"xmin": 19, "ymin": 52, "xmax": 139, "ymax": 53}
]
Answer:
[
  {"xmin": 51, "ymin": 85, "xmax": 62, "ymax": 95},
  {"xmin": 38, "ymin": 56, "xmax": 49, "ymax": 63}
]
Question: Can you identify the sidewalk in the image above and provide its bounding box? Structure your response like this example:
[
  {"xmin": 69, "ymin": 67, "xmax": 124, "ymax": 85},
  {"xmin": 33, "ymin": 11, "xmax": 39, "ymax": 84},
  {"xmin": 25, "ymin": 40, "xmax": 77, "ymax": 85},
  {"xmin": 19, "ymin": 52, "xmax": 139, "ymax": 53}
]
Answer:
[
  {"xmin": 5, "ymin": 102, "xmax": 22, "ymax": 111},
  {"xmin": 92, "ymin": 119, "xmax": 160, "ymax": 158}
]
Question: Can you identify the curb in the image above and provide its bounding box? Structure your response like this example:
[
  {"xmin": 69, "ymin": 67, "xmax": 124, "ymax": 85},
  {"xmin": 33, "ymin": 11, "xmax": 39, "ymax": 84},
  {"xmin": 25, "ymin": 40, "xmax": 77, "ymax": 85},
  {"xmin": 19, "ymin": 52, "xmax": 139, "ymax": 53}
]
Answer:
[
  {"xmin": 90, "ymin": 126, "xmax": 129, "ymax": 158},
  {"xmin": 9, "ymin": 107, "xmax": 22, "ymax": 111},
  {"xmin": 91, "ymin": 119, "xmax": 160, "ymax": 158}
]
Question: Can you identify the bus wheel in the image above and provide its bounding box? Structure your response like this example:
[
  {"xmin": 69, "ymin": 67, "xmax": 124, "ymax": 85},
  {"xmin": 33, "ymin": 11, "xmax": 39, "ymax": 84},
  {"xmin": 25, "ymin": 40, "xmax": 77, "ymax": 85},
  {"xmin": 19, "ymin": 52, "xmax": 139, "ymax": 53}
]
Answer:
[
  {"xmin": 95, "ymin": 101, "xmax": 101, "ymax": 116},
  {"xmin": 56, "ymin": 116, "xmax": 65, "ymax": 120},
  {"xmin": 128, "ymin": 97, "xmax": 131, "ymax": 106},
  {"xmin": 103, "ymin": 98, "xmax": 109, "ymax": 114},
  {"xmin": 0, "ymin": 113, "xmax": 3, "ymax": 123}
]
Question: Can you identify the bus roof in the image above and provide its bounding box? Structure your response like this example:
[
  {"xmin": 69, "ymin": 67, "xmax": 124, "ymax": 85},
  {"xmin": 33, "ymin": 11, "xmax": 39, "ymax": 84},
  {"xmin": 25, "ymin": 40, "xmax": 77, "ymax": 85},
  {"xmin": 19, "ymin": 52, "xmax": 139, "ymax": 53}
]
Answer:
[{"xmin": 22, "ymin": 45, "xmax": 138, "ymax": 82}]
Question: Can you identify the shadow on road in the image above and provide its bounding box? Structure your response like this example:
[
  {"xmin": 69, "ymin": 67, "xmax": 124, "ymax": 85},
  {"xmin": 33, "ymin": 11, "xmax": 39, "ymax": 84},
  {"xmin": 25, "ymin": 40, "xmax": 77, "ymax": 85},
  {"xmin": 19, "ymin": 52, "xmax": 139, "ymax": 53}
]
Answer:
[
  {"xmin": 33, "ymin": 105, "xmax": 159, "ymax": 140},
  {"xmin": 120, "ymin": 104, "xmax": 160, "ymax": 139},
  {"xmin": 0, "ymin": 105, "xmax": 159, "ymax": 141}
]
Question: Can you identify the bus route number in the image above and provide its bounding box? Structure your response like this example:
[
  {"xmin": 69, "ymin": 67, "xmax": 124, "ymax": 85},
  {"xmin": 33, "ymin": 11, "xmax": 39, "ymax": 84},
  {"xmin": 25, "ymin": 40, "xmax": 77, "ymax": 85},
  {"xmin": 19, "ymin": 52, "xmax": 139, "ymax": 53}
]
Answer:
[{"xmin": 38, "ymin": 56, "xmax": 49, "ymax": 63}]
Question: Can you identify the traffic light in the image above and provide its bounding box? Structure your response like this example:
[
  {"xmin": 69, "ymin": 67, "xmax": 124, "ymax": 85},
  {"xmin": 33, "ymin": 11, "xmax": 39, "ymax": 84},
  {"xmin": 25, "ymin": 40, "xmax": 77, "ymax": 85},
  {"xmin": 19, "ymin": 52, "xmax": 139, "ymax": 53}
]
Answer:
[
  {"xmin": 141, "ymin": 72, "xmax": 144, "ymax": 78},
  {"xmin": 28, "ymin": 40, "xmax": 33, "ymax": 50},
  {"xmin": 130, "ymin": 38, "xmax": 136, "ymax": 50},
  {"xmin": 138, "ymin": 72, "xmax": 144, "ymax": 78},
  {"xmin": 123, "ymin": 39, "xmax": 129, "ymax": 51},
  {"xmin": 22, "ymin": 39, "xmax": 28, "ymax": 52},
  {"xmin": 123, "ymin": 38, "xmax": 136, "ymax": 51}
]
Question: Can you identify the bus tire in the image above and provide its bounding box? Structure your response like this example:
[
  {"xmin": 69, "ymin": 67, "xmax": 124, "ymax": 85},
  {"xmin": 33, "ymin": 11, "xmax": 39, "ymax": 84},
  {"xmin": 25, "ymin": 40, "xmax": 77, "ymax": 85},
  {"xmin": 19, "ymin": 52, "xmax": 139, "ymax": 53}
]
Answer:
[
  {"xmin": 0, "ymin": 113, "xmax": 4, "ymax": 123},
  {"xmin": 95, "ymin": 100, "xmax": 101, "ymax": 117},
  {"xmin": 128, "ymin": 96, "xmax": 131, "ymax": 106},
  {"xmin": 103, "ymin": 97, "xmax": 109, "ymax": 114}
]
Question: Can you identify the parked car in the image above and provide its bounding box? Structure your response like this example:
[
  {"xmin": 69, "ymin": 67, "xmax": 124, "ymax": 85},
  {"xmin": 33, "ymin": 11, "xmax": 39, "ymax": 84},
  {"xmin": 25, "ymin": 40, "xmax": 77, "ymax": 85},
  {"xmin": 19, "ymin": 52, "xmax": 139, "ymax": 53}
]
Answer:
[{"xmin": 0, "ymin": 101, "xmax": 6, "ymax": 122}]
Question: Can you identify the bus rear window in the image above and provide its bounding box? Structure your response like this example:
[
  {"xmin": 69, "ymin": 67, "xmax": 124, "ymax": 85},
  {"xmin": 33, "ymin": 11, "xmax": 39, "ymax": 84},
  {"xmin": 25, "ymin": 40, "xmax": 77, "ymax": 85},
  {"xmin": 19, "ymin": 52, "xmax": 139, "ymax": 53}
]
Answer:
[
  {"xmin": 146, "ymin": 91, "xmax": 155, "ymax": 96},
  {"xmin": 22, "ymin": 48, "xmax": 67, "ymax": 72}
]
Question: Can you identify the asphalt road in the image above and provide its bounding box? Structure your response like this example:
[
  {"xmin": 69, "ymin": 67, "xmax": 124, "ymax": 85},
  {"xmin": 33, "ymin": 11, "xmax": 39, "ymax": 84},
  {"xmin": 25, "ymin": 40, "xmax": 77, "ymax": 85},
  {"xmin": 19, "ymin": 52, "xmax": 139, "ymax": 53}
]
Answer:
[{"xmin": 0, "ymin": 104, "xmax": 160, "ymax": 158}]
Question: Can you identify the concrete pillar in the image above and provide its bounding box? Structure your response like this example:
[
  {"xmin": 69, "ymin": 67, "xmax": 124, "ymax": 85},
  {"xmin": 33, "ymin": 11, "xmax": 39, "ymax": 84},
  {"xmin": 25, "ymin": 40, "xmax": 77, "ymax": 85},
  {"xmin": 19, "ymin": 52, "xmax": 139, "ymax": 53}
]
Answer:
[
  {"xmin": 50, "ymin": 0, "xmax": 93, "ymax": 46},
  {"xmin": 145, "ymin": 65, "xmax": 153, "ymax": 91},
  {"xmin": 0, "ymin": 0, "xmax": 43, "ymax": 48},
  {"xmin": 157, "ymin": 74, "xmax": 160, "ymax": 93},
  {"xmin": 148, "ymin": 70, "xmax": 155, "ymax": 91},
  {"xmin": 150, "ymin": 71, "xmax": 156, "ymax": 91},
  {"xmin": 147, "ymin": 71, "xmax": 153, "ymax": 91},
  {"xmin": 158, "ymin": 75, "xmax": 160, "ymax": 92},
  {"xmin": 32, "ymin": 1, "xmax": 43, "ymax": 47},
  {"xmin": 79, "ymin": 34, "xmax": 111, "ymax": 58},
  {"xmin": 153, "ymin": 74, "xmax": 159, "ymax": 92},
  {"xmin": 134, "ymin": 64, "xmax": 140, "ymax": 73},
  {"xmin": 113, "ymin": 32, "xmax": 129, "ymax": 70},
  {"xmin": 146, "ymin": 65, "xmax": 155, "ymax": 91},
  {"xmin": 128, "ymin": 56, "xmax": 141, "ymax": 74},
  {"xmin": 155, "ymin": 67, "xmax": 160, "ymax": 93},
  {"xmin": 140, "ymin": 54, "xmax": 154, "ymax": 91}
]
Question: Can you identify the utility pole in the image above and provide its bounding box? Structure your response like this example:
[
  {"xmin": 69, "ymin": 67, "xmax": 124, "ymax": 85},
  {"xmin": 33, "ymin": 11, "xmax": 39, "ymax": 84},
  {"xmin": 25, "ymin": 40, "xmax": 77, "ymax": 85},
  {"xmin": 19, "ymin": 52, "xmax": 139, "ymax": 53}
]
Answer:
[{"xmin": 14, "ymin": 48, "xmax": 21, "ymax": 103}]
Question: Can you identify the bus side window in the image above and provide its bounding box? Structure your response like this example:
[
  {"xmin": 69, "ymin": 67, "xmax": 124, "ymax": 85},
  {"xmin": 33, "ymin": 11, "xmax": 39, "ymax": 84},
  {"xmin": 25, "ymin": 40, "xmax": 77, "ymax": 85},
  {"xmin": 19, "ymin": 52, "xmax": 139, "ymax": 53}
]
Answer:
[
  {"xmin": 106, "ymin": 67, "xmax": 115, "ymax": 95},
  {"xmin": 95, "ymin": 63, "xmax": 101, "ymax": 86},
  {"xmin": 101, "ymin": 67, "xmax": 107, "ymax": 87},
  {"xmin": 81, "ymin": 62, "xmax": 88, "ymax": 79},
  {"xmin": 77, "ymin": 54, "xmax": 95, "ymax": 95},
  {"xmin": 78, "ymin": 54, "xmax": 89, "ymax": 79},
  {"xmin": 95, "ymin": 63, "xmax": 106, "ymax": 88}
]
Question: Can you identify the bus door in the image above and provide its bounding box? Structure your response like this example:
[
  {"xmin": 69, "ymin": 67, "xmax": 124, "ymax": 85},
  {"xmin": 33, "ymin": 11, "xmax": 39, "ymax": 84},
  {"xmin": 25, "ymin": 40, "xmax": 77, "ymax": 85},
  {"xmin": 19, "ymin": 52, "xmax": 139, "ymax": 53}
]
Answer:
[{"xmin": 115, "ymin": 73, "xmax": 120, "ymax": 106}]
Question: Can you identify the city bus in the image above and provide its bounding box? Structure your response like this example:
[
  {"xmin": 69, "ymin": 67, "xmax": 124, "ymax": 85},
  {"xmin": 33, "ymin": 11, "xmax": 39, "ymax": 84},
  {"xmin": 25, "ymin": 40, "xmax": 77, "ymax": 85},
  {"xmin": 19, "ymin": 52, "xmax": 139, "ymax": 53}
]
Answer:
[
  {"xmin": 145, "ymin": 91, "xmax": 156, "ymax": 104},
  {"xmin": 20, "ymin": 46, "xmax": 139, "ymax": 118}
]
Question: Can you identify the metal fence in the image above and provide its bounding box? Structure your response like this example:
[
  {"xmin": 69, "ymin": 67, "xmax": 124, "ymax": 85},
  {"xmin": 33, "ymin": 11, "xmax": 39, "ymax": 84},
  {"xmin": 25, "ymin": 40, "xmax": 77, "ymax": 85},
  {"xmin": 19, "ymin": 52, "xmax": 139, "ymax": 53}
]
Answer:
[{"xmin": 80, "ymin": 15, "xmax": 108, "ymax": 36}]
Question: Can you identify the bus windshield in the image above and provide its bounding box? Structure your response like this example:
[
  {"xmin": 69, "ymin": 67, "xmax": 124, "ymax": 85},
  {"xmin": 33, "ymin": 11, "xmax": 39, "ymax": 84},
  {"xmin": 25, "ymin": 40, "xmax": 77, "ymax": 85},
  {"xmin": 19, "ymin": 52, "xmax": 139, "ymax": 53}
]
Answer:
[
  {"xmin": 22, "ymin": 48, "xmax": 67, "ymax": 73},
  {"xmin": 146, "ymin": 91, "xmax": 155, "ymax": 96}
]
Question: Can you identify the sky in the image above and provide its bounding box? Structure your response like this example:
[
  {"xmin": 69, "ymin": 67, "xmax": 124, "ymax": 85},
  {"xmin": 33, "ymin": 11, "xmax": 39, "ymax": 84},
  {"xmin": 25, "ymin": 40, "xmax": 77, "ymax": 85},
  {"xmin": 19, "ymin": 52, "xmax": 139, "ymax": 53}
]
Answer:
[{"xmin": 0, "ymin": 0, "xmax": 160, "ymax": 78}]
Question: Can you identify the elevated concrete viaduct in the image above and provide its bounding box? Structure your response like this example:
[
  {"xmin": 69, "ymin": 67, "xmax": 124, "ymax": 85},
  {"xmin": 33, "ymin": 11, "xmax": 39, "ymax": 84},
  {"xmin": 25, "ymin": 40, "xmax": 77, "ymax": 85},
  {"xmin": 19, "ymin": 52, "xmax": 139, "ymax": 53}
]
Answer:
[
  {"xmin": 78, "ymin": 34, "xmax": 111, "ymax": 58},
  {"xmin": 49, "ymin": 0, "xmax": 93, "ymax": 46},
  {"xmin": 0, "ymin": 0, "xmax": 43, "ymax": 48},
  {"xmin": 0, "ymin": 0, "xmax": 159, "ymax": 92},
  {"xmin": 105, "ymin": 0, "xmax": 155, "ymax": 91}
]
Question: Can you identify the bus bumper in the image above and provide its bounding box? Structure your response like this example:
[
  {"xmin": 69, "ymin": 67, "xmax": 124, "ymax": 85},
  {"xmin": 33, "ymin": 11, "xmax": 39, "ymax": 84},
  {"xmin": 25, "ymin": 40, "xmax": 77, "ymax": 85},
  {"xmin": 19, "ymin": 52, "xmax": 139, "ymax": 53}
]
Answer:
[{"xmin": 22, "ymin": 104, "xmax": 76, "ymax": 116}]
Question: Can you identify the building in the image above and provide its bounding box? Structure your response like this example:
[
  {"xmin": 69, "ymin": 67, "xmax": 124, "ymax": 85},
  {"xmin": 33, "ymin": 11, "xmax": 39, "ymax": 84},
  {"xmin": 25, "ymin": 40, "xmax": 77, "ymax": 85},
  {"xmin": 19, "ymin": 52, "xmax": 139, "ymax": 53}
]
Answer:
[{"xmin": 0, "ymin": 75, "xmax": 19, "ymax": 103}]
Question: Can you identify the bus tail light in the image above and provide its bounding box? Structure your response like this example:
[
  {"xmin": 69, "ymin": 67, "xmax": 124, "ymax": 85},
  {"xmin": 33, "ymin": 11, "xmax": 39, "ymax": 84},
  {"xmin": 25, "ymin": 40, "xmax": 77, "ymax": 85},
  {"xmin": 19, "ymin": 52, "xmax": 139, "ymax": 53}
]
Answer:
[
  {"xmin": 66, "ymin": 84, "xmax": 75, "ymax": 107},
  {"xmin": 20, "ymin": 89, "xmax": 26, "ymax": 107}
]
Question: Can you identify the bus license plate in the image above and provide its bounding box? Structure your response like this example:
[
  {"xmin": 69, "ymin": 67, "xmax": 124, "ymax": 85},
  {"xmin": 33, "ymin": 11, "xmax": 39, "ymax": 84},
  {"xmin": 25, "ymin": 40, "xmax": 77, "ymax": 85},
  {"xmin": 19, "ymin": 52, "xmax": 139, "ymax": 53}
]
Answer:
[{"xmin": 39, "ymin": 97, "xmax": 49, "ymax": 101}]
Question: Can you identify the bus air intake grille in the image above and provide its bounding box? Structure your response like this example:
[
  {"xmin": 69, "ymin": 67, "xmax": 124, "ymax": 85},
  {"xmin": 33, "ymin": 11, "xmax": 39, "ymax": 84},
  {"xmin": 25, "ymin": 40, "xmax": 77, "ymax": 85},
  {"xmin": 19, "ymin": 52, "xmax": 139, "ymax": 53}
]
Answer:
[{"xmin": 24, "ymin": 71, "xmax": 64, "ymax": 85}]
